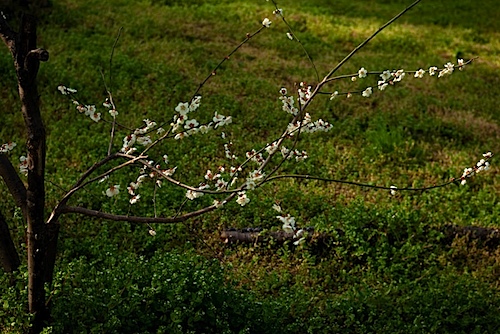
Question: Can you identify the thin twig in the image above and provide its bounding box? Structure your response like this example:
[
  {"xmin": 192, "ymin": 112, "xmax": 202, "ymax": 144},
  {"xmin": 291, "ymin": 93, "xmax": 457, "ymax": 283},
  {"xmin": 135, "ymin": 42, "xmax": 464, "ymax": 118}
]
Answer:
[
  {"xmin": 190, "ymin": 26, "xmax": 266, "ymax": 101},
  {"xmin": 270, "ymin": 1, "xmax": 320, "ymax": 82},
  {"xmin": 324, "ymin": 0, "xmax": 422, "ymax": 81},
  {"xmin": 265, "ymin": 174, "xmax": 457, "ymax": 191}
]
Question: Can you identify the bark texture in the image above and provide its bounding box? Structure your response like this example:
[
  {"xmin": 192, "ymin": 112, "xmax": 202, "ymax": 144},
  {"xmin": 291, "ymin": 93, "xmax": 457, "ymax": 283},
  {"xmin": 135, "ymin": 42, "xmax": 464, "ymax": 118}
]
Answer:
[{"xmin": 1, "ymin": 7, "xmax": 53, "ymax": 333}]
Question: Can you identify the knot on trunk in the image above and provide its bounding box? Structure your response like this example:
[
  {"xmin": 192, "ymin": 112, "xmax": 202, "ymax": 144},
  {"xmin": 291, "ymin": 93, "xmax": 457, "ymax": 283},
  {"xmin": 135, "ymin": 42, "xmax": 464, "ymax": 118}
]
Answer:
[{"xmin": 26, "ymin": 48, "xmax": 49, "ymax": 62}]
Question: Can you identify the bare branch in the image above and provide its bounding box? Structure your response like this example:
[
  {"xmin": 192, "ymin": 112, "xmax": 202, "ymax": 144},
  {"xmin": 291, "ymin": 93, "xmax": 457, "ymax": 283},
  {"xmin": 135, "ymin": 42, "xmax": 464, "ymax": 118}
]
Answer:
[
  {"xmin": 61, "ymin": 203, "xmax": 217, "ymax": 224},
  {"xmin": 0, "ymin": 210, "xmax": 21, "ymax": 274},
  {"xmin": 323, "ymin": 0, "xmax": 422, "ymax": 81},
  {"xmin": 190, "ymin": 25, "xmax": 266, "ymax": 101},
  {"xmin": 264, "ymin": 174, "xmax": 457, "ymax": 191},
  {"xmin": 0, "ymin": 154, "xmax": 27, "ymax": 216}
]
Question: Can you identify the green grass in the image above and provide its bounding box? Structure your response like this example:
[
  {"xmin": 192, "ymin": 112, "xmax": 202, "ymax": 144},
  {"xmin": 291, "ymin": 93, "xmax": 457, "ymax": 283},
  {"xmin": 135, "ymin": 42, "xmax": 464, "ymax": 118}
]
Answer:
[{"xmin": 1, "ymin": 0, "xmax": 500, "ymax": 332}]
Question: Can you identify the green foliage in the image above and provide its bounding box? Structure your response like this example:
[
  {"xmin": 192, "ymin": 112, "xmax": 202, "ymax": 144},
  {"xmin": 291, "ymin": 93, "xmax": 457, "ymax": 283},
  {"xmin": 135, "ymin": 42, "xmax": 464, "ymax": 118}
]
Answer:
[
  {"xmin": 1, "ymin": 0, "xmax": 500, "ymax": 332},
  {"xmin": 45, "ymin": 250, "xmax": 284, "ymax": 334}
]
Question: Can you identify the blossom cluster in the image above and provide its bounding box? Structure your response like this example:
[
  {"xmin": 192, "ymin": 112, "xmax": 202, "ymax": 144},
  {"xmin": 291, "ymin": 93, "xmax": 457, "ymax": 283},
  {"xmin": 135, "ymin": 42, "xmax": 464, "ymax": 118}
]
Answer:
[
  {"xmin": 2, "ymin": 142, "xmax": 30, "ymax": 176},
  {"xmin": 329, "ymin": 60, "xmax": 469, "ymax": 100},
  {"xmin": 127, "ymin": 159, "xmax": 177, "ymax": 203},
  {"xmin": 298, "ymin": 82, "xmax": 312, "ymax": 106},
  {"xmin": 280, "ymin": 147, "xmax": 309, "ymax": 162},
  {"xmin": 286, "ymin": 112, "xmax": 332, "ymax": 136},
  {"xmin": 185, "ymin": 183, "xmax": 210, "ymax": 200},
  {"xmin": 57, "ymin": 85, "xmax": 101, "ymax": 122},
  {"xmin": 120, "ymin": 119, "xmax": 159, "ymax": 154},
  {"xmin": 102, "ymin": 98, "xmax": 118, "ymax": 117},
  {"xmin": 0, "ymin": 141, "xmax": 16, "ymax": 153},
  {"xmin": 172, "ymin": 97, "xmax": 232, "ymax": 140},
  {"xmin": 19, "ymin": 155, "xmax": 28, "ymax": 176},
  {"xmin": 279, "ymin": 88, "xmax": 298, "ymax": 116},
  {"xmin": 274, "ymin": 204, "xmax": 305, "ymax": 245},
  {"xmin": 460, "ymin": 152, "xmax": 493, "ymax": 185}
]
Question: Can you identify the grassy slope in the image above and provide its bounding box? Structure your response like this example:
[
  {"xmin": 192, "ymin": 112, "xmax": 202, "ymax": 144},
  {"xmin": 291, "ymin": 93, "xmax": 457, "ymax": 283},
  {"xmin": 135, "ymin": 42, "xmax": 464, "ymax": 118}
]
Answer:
[{"xmin": 1, "ymin": 0, "xmax": 500, "ymax": 332}]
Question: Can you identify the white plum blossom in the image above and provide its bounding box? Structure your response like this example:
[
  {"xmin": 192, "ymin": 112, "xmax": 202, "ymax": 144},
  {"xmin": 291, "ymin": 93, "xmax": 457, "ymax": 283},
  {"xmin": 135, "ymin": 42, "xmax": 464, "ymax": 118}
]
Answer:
[
  {"xmin": 224, "ymin": 143, "xmax": 237, "ymax": 160},
  {"xmin": 130, "ymin": 194, "xmax": 140, "ymax": 204},
  {"xmin": 103, "ymin": 98, "xmax": 112, "ymax": 108},
  {"xmin": 174, "ymin": 132, "xmax": 188, "ymax": 140},
  {"xmin": 246, "ymin": 150, "xmax": 264, "ymax": 165},
  {"xmin": 0, "ymin": 142, "xmax": 16, "ymax": 153},
  {"xmin": 236, "ymin": 191, "xmax": 250, "ymax": 206},
  {"xmin": 186, "ymin": 189, "xmax": 203, "ymax": 200},
  {"xmin": 245, "ymin": 170, "xmax": 265, "ymax": 190},
  {"xmin": 205, "ymin": 169, "xmax": 221, "ymax": 181},
  {"xmin": 106, "ymin": 185, "xmax": 120, "ymax": 197},
  {"xmin": 189, "ymin": 96, "xmax": 202, "ymax": 112},
  {"xmin": 293, "ymin": 236, "xmax": 306, "ymax": 246},
  {"xmin": 330, "ymin": 91, "xmax": 339, "ymax": 100},
  {"xmin": 362, "ymin": 87, "xmax": 373, "ymax": 97},
  {"xmin": 378, "ymin": 80, "xmax": 388, "ymax": 91},
  {"xmin": 136, "ymin": 136, "xmax": 152, "ymax": 146},
  {"xmin": 265, "ymin": 141, "xmax": 279, "ymax": 155},
  {"xmin": 358, "ymin": 67, "xmax": 368, "ymax": 78},
  {"xmin": 298, "ymin": 82, "xmax": 312, "ymax": 105},
  {"xmin": 213, "ymin": 200, "xmax": 224, "ymax": 208},
  {"xmin": 262, "ymin": 18, "xmax": 272, "ymax": 28},
  {"xmin": 438, "ymin": 62, "xmax": 454, "ymax": 77},
  {"xmin": 175, "ymin": 102, "xmax": 189, "ymax": 115},
  {"xmin": 279, "ymin": 95, "xmax": 298, "ymax": 115},
  {"xmin": 109, "ymin": 109, "xmax": 118, "ymax": 117},
  {"xmin": 199, "ymin": 124, "xmax": 211, "ymax": 134},
  {"xmin": 57, "ymin": 85, "xmax": 77, "ymax": 95},
  {"xmin": 121, "ymin": 134, "xmax": 137, "ymax": 153},
  {"xmin": 215, "ymin": 178, "xmax": 228, "ymax": 190},
  {"xmin": 19, "ymin": 155, "xmax": 28, "ymax": 175},
  {"xmin": 213, "ymin": 112, "xmax": 232, "ymax": 128},
  {"xmin": 393, "ymin": 69, "xmax": 405, "ymax": 82},
  {"xmin": 380, "ymin": 70, "xmax": 392, "ymax": 81},
  {"xmin": 276, "ymin": 214, "xmax": 296, "ymax": 233},
  {"xmin": 460, "ymin": 167, "xmax": 474, "ymax": 185},
  {"xmin": 293, "ymin": 150, "xmax": 308, "ymax": 162},
  {"xmin": 88, "ymin": 110, "xmax": 101, "ymax": 122},
  {"xmin": 390, "ymin": 185, "xmax": 397, "ymax": 196},
  {"xmin": 272, "ymin": 203, "xmax": 282, "ymax": 212},
  {"xmin": 428, "ymin": 66, "xmax": 438, "ymax": 76},
  {"xmin": 281, "ymin": 146, "xmax": 291, "ymax": 159},
  {"xmin": 414, "ymin": 69, "xmax": 425, "ymax": 78},
  {"xmin": 162, "ymin": 166, "xmax": 177, "ymax": 176},
  {"xmin": 184, "ymin": 119, "xmax": 199, "ymax": 130},
  {"xmin": 286, "ymin": 32, "xmax": 293, "ymax": 40}
]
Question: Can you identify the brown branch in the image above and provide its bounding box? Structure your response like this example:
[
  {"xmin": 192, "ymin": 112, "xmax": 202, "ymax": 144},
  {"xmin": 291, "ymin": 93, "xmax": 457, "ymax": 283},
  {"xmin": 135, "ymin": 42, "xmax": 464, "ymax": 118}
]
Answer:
[
  {"xmin": 264, "ymin": 174, "xmax": 457, "ymax": 191},
  {"xmin": 0, "ymin": 154, "xmax": 27, "ymax": 216},
  {"xmin": 190, "ymin": 25, "xmax": 265, "ymax": 101},
  {"xmin": 46, "ymin": 153, "xmax": 138, "ymax": 225},
  {"xmin": 0, "ymin": 210, "xmax": 20, "ymax": 274},
  {"xmin": 324, "ymin": 0, "xmax": 422, "ymax": 81},
  {"xmin": 61, "ymin": 203, "xmax": 218, "ymax": 224}
]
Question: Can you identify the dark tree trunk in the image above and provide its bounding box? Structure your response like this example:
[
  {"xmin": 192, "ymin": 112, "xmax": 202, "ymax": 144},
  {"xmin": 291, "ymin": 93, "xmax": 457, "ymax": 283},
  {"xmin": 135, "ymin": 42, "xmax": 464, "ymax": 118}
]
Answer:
[
  {"xmin": 2, "ymin": 4, "xmax": 59, "ymax": 332},
  {"xmin": 15, "ymin": 14, "xmax": 51, "ymax": 334}
]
